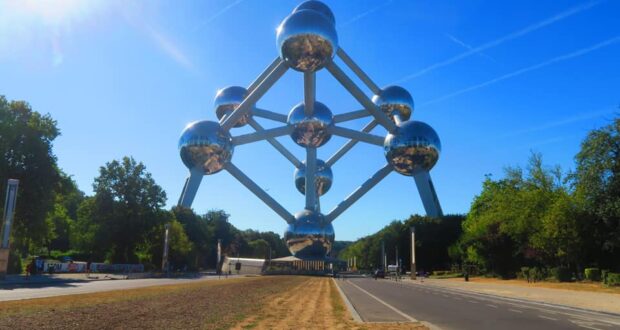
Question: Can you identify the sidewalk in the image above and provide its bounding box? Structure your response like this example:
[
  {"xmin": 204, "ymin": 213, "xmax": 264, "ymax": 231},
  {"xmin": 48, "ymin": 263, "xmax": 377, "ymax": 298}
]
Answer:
[
  {"xmin": 405, "ymin": 277, "xmax": 620, "ymax": 315},
  {"xmin": 1, "ymin": 273, "xmax": 137, "ymax": 287}
]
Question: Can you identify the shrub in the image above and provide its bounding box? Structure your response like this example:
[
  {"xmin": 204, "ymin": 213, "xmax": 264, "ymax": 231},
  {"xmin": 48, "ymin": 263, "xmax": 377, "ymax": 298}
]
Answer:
[
  {"xmin": 7, "ymin": 249, "xmax": 23, "ymax": 274},
  {"xmin": 529, "ymin": 267, "xmax": 546, "ymax": 282},
  {"xmin": 602, "ymin": 270, "xmax": 609, "ymax": 284},
  {"xmin": 606, "ymin": 273, "xmax": 620, "ymax": 287},
  {"xmin": 584, "ymin": 268, "xmax": 601, "ymax": 281},
  {"xmin": 520, "ymin": 267, "xmax": 530, "ymax": 280},
  {"xmin": 550, "ymin": 267, "xmax": 572, "ymax": 282}
]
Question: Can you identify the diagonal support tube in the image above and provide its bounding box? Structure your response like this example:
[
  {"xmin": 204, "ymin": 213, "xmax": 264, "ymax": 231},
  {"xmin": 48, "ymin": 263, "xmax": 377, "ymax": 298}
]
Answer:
[
  {"xmin": 247, "ymin": 118, "xmax": 302, "ymax": 168},
  {"xmin": 305, "ymin": 147, "xmax": 318, "ymax": 211},
  {"xmin": 325, "ymin": 61, "xmax": 397, "ymax": 133},
  {"xmin": 224, "ymin": 162, "xmax": 295, "ymax": 224},
  {"xmin": 253, "ymin": 108, "xmax": 288, "ymax": 123},
  {"xmin": 333, "ymin": 109, "xmax": 371, "ymax": 123},
  {"xmin": 413, "ymin": 171, "xmax": 443, "ymax": 217},
  {"xmin": 325, "ymin": 164, "xmax": 393, "ymax": 222},
  {"xmin": 221, "ymin": 61, "xmax": 288, "ymax": 131},
  {"xmin": 329, "ymin": 126, "xmax": 384, "ymax": 146},
  {"xmin": 247, "ymin": 57, "xmax": 283, "ymax": 94},
  {"xmin": 337, "ymin": 48, "xmax": 381, "ymax": 95},
  {"xmin": 232, "ymin": 125, "xmax": 293, "ymax": 146},
  {"xmin": 325, "ymin": 120, "xmax": 378, "ymax": 167},
  {"xmin": 178, "ymin": 167, "xmax": 204, "ymax": 208}
]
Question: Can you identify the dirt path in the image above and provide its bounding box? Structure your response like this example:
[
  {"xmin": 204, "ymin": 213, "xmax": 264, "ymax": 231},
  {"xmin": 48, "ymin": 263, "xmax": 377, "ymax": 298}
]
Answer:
[{"xmin": 232, "ymin": 277, "xmax": 425, "ymax": 330}]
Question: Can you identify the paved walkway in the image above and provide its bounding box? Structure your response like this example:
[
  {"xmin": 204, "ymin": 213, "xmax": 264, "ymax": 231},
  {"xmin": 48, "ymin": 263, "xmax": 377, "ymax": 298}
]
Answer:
[{"xmin": 409, "ymin": 278, "xmax": 620, "ymax": 315}]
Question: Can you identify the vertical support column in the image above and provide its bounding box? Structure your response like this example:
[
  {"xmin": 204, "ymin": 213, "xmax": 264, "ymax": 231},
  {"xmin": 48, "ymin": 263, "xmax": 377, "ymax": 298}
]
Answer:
[
  {"xmin": 304, "ymin": 72, "xmax": 316, "ymax": 115},
  {"xmin": 305, "ymin": 147, "xmax": 318, "ymax": 211},
  {"xmin": 162, "ymin": 223, "xmax": 170, "ymax": 275},
  {"xmin": 410, "ymin": 226, "xmax": 416, "ymax": 280},
  {"xmin": 413, "ymin": 171, "xmax": 443, "ymax": 217},
  {"xmin": 178, "ymin": 168, "xmax": 204, "ymax": 208},
  {"xmin": 1, "ymin": 179, "xmax": 19, "ymax": 279}
]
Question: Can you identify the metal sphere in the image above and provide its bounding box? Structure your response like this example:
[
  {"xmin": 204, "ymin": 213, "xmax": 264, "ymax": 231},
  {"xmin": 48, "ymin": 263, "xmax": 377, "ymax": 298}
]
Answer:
[
  {"xmin": 284, "ymin": 209, "xmax": 335, "ymax": 258},
  {"xmin": 214, "ymin": 86, "xmax": 252, "ymax": 128},
  {"xmin": 372, "ymin": 86, "xmax": 414, "ymax": 123},
  {"xmin": 276, "ymin": 9, "xmax": 338, "ymax": 72},
  {"xmin": 294, "ymin": 159, "xmax": 333, "ymax": 196},
  {"xmin": 384, "ymin": 120, "xmax": 441, "ymax": 176},
  {"xmin": 293, "ymin": 1, "xmax": 335, "ymax": 25},
  {"xmin": 287, "ymin": 102, "xmax": 334, "ymax": 147},
  {"xmin": 179, "ymin": 120, "xmax": 233, "ymax": 175}
]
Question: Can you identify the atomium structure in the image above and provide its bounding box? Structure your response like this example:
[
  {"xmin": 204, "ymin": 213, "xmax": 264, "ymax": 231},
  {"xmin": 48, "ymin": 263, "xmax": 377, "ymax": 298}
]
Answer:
[{"xmin": 177, "ymin": 1, "xmax": 443, "ymax": 260}]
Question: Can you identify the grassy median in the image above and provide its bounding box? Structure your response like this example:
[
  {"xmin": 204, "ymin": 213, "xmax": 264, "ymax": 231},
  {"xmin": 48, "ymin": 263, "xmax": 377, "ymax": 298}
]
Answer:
[{"xmin": 0, "ymin": 276, "xmax": 425, "ymax": 329}]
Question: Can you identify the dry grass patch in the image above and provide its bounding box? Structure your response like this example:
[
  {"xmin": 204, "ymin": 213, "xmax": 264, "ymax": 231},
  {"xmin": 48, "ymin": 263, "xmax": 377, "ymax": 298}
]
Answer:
[
  {"xmin": 231, "ymin": 277, "xmax": 426, "ymax": 330},
  {"xmin": 0, "ymin": 276, "xmax": 306, "ymax": 329},
  {"xmin": 449, "ymin": 277, "xmax": 620, "ymax": 294}
]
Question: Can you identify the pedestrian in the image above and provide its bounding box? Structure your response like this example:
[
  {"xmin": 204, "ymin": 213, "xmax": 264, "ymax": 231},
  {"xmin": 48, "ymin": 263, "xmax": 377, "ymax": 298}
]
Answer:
[{"xmin": 25, "ymin": 261, "xmax": 33, "ymax": 279}]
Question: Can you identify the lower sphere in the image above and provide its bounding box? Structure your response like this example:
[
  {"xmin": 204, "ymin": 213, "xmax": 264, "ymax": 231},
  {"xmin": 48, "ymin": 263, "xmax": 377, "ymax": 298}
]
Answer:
[
  {"xmin": 179, "ymin": 120, "xmax": 233, "ymax": 175},
  {"xmin": 284, "ymin": 209, "xmax": 334, "ymax": 258},
  {"xmin": 384, "ymin": 120, "xmax": 441, "ymax": 176}
]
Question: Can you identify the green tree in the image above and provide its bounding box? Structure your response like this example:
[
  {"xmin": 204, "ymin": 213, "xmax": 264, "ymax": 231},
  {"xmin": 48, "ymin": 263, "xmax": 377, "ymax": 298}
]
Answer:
[
  {"xmin": 573, "ymin": 117, "xmax": 620, "ymax": 270},
  {"xmin": 0, "ymin": 96, "xmax": 60, "ymax": 253},
  {"xmin": 89, "ymin": 157, "xmax": 167, "ymax": 263}
]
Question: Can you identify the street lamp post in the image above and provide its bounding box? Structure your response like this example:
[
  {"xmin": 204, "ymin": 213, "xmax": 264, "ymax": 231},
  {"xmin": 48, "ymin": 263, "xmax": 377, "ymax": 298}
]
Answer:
[{"xmin": 410, "ymin": 226, "xmax": 416, "ymax": 280}]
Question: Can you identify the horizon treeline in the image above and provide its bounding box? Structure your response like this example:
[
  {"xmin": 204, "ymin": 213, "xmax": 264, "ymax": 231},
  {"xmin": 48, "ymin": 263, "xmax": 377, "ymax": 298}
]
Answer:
[
  {"xmin": 340, "ymin": 113, "xmax": 620, "ymax": 278},
  {"xmin": 0, "ymin": 96, "xmax": 290, "ymax": 273}
]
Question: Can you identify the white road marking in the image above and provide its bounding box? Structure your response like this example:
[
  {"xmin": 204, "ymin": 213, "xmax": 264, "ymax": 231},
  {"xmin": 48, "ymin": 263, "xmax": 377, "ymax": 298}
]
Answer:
[
  {"xmin": 509, "ymin": 309, "xmax": 523, "ymax": 313},
  {"xmin": 347, "ymin": 280, "xmax": 418, "ymax": 322},
  {"xmin": 486, "ymin": 304, "xmax": 498, "ymax": 308},
  {"xmin": 468, "ymin": 300, "xmax": 479, "ymax": 304},
  {"xmin": 539, "ymin": 315, "xmax": 558, "ymax": 321}
]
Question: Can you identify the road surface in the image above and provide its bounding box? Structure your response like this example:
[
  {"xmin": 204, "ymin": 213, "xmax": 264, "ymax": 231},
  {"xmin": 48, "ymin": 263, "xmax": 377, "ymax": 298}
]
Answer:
[
  {"xmin": 336, "ymin": 277, "xmax": 620, "ymax": 330},
  {"xmin": 0, "ymin": 275, "xmax": 238, "ymax": 302}
]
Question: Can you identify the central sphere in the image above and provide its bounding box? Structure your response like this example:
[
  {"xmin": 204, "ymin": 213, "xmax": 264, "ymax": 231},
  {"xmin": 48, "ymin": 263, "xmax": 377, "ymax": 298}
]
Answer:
[
  {"xmin": 284, "ymin": 209, "xmax": 335, "ymax": 258},
  {"xmin": 276, "ymin": 9, "xmax": 338, "ymax": 72},
  {"xmin": 179, "ymin": 120, "xmax": 233, "ymax": 175},
  {"xmin": 372, "ymin": 86, "xmax": 414, "ymax": 123},
  {"xmin": 287, "ymin": 102, "xmax": 333, "ymax": 147},
  {"xmin": 384, "ymin": 120, "xmax": 441, "ymax": 176},
  {"xmin": 214, "ymin": 86, "xmax": 252, "ymax": 128},
  {"xmin": 294, "ymin": 159, "xmax": 333, "ymax": 196}
]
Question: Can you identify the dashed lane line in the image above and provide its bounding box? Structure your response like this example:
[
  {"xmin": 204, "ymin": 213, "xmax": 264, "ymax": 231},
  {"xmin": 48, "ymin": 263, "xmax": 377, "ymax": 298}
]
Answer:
[
  {"xmin": 486, "ymin": 304, "xmax": 498, "ymax": 308},
  {"xmin": 509, "ymin": 309, "xmax": 523, "ymax": 313},
  {"xmin": 539, "ymin": 315, "xmax": 559, "ymax": 321}
]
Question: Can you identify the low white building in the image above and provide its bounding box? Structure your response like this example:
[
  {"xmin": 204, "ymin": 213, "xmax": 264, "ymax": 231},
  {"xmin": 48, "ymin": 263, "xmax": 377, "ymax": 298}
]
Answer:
[{"xmin": 220, "ymin": 257, "xmax": 265, "ymax": 275}]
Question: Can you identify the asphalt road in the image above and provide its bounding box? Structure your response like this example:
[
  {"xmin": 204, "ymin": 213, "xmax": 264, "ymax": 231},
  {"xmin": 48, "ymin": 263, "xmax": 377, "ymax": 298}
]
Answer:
[
  {"xmin": 336, "ymin": 277, "xmax": 620, "ymax": 330},
  {"xmin": 0, "ymin": 275, "xmax": 238, "ymax": 302}
]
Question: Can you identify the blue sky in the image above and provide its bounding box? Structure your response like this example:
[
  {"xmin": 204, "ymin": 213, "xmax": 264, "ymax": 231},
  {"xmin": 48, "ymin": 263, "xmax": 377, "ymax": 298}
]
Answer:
[{"xmin": 0, "ymin": 0, "xmax": 618, "ymax": 241}]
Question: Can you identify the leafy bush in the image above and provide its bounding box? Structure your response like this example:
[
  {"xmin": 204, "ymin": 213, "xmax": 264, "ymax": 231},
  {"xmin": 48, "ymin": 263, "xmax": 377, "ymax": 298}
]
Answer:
[
  {"xmin": 550, "ymin": 267, "xmax": 572, "ymax": 282},
  {"xmin": 520, "ymin": 267, "xmax": 530, "ymax": 280},
  {"xmin": 432, "ymin": 270, "xmax": 449, "ymax": 276},
  {"xmin": 584, "ymin": 268, "xmax": 601, "ymax": 281},
  {"xmin": 606, "ymin": 273, "xmax": 620, "ymax": 287},
  {"xmin": 529, "ymin": 267, "xmax": 546, "ymax": 282},
  {"xmin": 8, "ymin": 249, "xmax": 23, "ymax": 274},
  {"xmin": 602, "ymin": 270, "xmax": 609, "ymax": 284}
]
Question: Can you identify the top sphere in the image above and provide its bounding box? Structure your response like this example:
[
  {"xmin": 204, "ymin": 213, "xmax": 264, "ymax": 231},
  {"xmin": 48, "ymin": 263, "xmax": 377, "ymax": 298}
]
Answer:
[
  {"xmin": 179, "ymin": 120, "xmax": 233, "ymax": 175},
  {"xmin": 293, "ymin": 1, "xmax": 335, "ymax": 25},
  {"xmin": 287, "ymin": 101, "xmax": 334, "ymax": 147},
  {"xmin": 276, "ymin": 9, "xmax": 338, "ymax": 72},
  {"xmin": 384, "ymin": 120, "xmax": 441, "ymax": 176},
  {"xmin": 372, "ymin": 86, "xmax": 414, "ymax": 123},
  {"xmin": 214, "ymin": 86, "xmax": 252, "ymax": 128}
]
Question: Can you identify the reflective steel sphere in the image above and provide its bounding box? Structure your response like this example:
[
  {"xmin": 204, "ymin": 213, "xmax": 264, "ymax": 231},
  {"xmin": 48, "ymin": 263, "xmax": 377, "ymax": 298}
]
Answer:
[
  {"xmin": 287, "ymin": 101, "xmax": 334, "ymax": 147},
  {"xmin": 294, "ymin": 159, "xmax": 333, "ymax": 196},
  {"xmin": 284, "ymin": 209, "xmax": 335, "ymax": 258},
  {"xmin": 276, "ymin": 9, "xmax": 338, "ymax": 72},
  {"xmin": 293, "ymin": 0, "xmax": 335, "ymax": 25},
  {"xmin": 372, "ymin": 86, "xmax": 414, "ymax": 122},
  {"xmin": 179, "ymin": 120, "xmax": 233, "ymax": 175},
  {"xmin": 384, "ymin": 120, "xmax": 441, "ymax": 176},
  {"xmin": 214, "ymin": 86, "xmax": 252, "ymax": 128}
]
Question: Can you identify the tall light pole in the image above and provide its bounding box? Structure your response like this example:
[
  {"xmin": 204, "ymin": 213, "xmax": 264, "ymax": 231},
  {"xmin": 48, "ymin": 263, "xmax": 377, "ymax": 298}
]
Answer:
[
  {"xmin": 410, "ymin": 226, "xmax": 416, "ymax": 280},
  {"xmin": 162, "ymin": 223, "xmax": 170, "ymax": 275},
  {"xmin": 0, "ymin": 179, "xmax": 19, "ymax": 280}
]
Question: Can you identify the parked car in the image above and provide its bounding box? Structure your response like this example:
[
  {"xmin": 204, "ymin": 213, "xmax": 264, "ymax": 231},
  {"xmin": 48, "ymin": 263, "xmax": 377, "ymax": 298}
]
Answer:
[{"xmin": 373, "ymin": 269, "xmax": 385, "ymax": 279}]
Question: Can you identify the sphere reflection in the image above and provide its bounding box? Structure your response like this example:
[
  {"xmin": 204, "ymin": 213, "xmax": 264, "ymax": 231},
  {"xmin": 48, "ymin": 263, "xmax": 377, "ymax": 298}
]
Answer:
[
  {"xmin": 179, "ymin": 120, "xmax": 233, "ymax": 175},
  {"xmin": 294, "ymin": 159, "xmax": 333, "ymax": 196},
  {"xmin": 287, "ymin": 102, "xmax": 333, "ymax": 147},
  {"xmin": 293, "ymin": 0, "xmax": 335, "ymax": 25},
  {"xmin": 214, "ymin": 86, "xmax": 252, "ymax": 128},
  {"xmin": 284, "ymin": 209, "xmax": 335, "ymax": 258},
  {"xmin": 276, "ymin": 9, "xmax": 338, "ymax": 72},
  {"xmin": 372, "ymin": 86, "xmax": 413, "ymax": 122},
  {"xmin": 384, "ymin": 120, "xmax": 440, "ymax": 176}
]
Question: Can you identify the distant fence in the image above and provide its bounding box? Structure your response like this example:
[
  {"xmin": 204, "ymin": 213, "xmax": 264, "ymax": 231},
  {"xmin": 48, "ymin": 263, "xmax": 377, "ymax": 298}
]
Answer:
[{"xmin": 43, "ymin": 262, "xmax": 144, "ymax": 273}]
